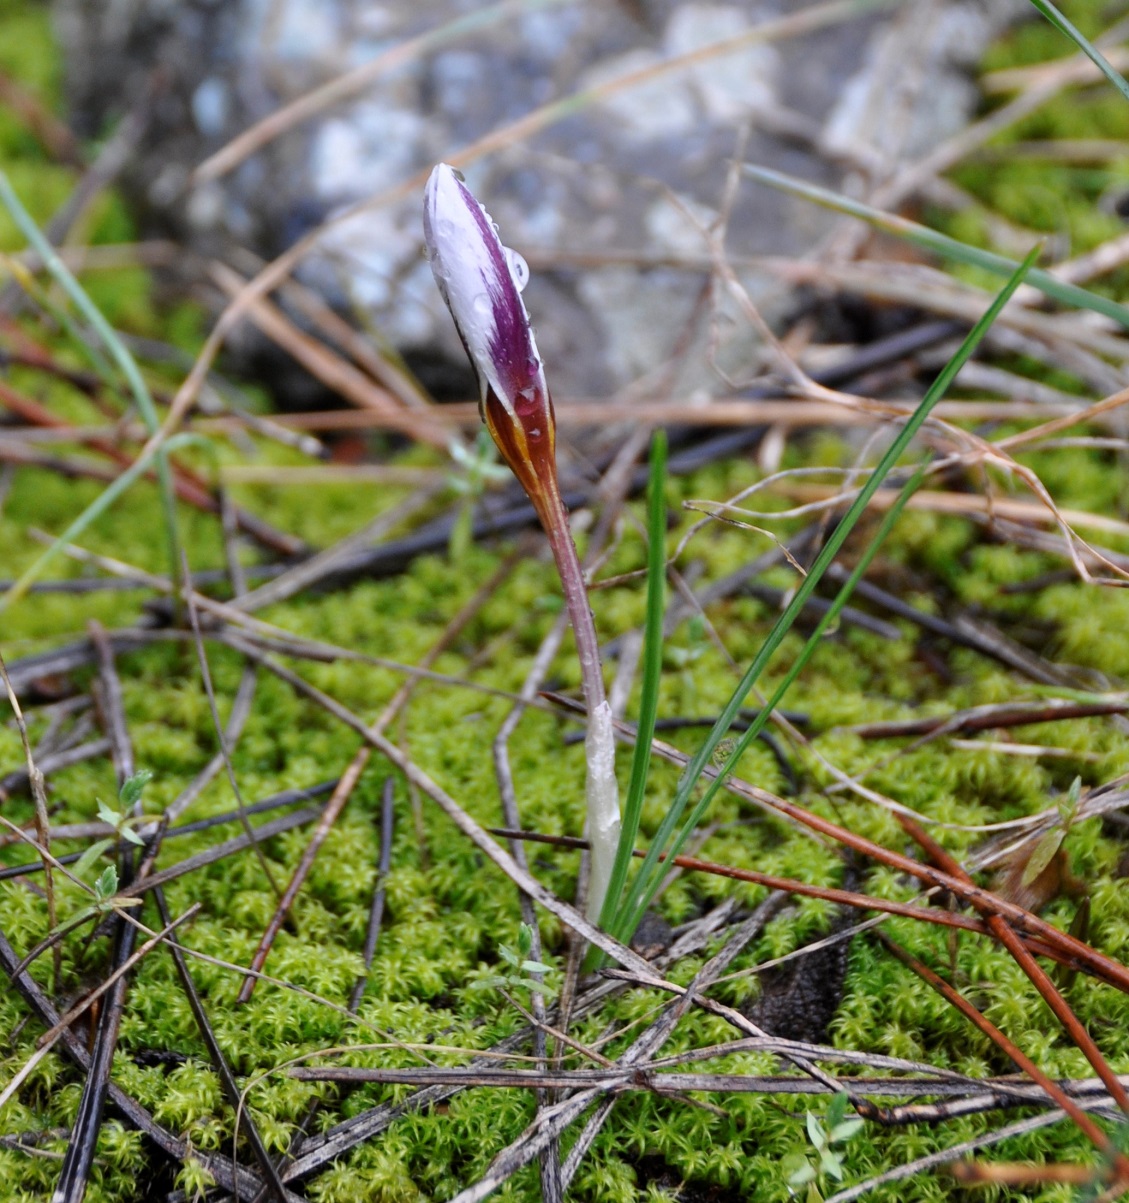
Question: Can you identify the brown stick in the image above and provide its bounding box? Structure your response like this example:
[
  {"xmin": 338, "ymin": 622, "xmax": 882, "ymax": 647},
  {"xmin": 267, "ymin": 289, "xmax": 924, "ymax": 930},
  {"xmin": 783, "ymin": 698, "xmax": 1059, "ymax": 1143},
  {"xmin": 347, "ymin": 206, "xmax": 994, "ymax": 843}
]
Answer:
[
  {"xmin": 235, "ymin": 554, "xmax": 518, "ymax": 1001},
  {"xmin": 490, "ymin": 829, "xmax": 1110, "ymax": 986},
  {"xmin": 876, "ymin": 933, "xmax": 1116, "ymax": 1154},
  {"xmin": 896, "ymin": 813, "xmax": 1129, "ymax": 1122}
]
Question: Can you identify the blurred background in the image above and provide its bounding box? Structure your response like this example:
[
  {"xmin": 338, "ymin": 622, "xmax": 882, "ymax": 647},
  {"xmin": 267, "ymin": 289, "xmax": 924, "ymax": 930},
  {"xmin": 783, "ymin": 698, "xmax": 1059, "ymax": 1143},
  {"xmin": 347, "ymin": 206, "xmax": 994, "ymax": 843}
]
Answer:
[{"xmin": 45, "ymin": 0, "xmax": 1029, "ymax": 420}]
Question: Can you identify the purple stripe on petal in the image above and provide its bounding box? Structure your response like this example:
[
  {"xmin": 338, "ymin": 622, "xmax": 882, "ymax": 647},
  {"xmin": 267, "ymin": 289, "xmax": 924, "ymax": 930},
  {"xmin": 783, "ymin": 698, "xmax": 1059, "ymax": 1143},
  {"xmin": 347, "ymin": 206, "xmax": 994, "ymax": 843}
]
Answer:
[{"xmin": 424, "ymin": 164, "xmax": 549, "ymax": 426}]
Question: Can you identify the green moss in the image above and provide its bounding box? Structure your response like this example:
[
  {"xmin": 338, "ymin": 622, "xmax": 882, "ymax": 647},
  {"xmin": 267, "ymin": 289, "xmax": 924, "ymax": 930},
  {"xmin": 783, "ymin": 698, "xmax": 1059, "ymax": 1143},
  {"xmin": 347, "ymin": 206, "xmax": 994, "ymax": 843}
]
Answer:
[{"xmin": 3, "ymin": 3, "xmax": 1129, "ymax": 1201}]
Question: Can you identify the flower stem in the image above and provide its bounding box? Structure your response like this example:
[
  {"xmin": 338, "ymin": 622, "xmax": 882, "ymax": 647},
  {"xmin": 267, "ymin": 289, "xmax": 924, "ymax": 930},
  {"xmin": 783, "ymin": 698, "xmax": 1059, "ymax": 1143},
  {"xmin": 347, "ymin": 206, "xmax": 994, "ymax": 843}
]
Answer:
[{"xmin": 544, "ymin": 505, "xmax": 620, "ymax": 923}]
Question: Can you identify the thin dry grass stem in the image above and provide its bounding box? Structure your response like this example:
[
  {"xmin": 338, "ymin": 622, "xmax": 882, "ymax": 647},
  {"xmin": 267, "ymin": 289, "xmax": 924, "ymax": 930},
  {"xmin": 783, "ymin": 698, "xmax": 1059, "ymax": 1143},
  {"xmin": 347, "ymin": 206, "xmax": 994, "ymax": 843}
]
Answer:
[
  {"xmin": 11, "ymin": 531, "xmax": 543, "ymax": 712},
  {"xmin": 659, "ymin": 164, "xmax": 809, "ymax": 396},
  {"xmin": 982, "ymin": 23, "xmax": 1129, "ymax": 93},
  {"xmin": 182, "ymin": 567, "xmax": 284, "ymax": 900},
  {"xmin": 897, "ymin": 812, "xmax": 1129, "ymax": 1120},
  {"xmin": 191, "ymin": 395, "xmax": 1092, "ymax": 434},
  {"xmin": 273, "ymin": 271, "xmax": 443, "ymax": 425},
  {"xmin": 846, "ymin": 698, "xmax": 1129, "ymax": 740},
  {"xmin": 284, "ymin": 1063, "xmax": 1129, "ymax": 1125},
  {"xmin": 218, "ymin": 464, "xmax": 441, "ymax": 485},
  {"xmin": 0, "ymin": 67, "xmax": 80, "ymax": 162},
  {"xmin": 1052, "ymin": 227, "xmax": 1129, "ymax": 285},
  {"xmin": 192, "ymin": 0, "xmax": 548, "ymax": 184},
  {"xmin": 146, "ymin": 0, "xmax": 895, "ymax": 462},
  {"xmin": 997, "ymin": 382, "xmax": 1129, "ymax": 450},
  {"xmin": 565, "ymin": 709, "xmax": 1129, "ymax": 994},
  {"xmin": 0, "ymin": 649, "xmax": 58, "ymax": 986},
  {"xmin": 0, "ymin": 739, "xmax": 112, "ymax": 807},
  {"xmin": 761, "ymin": 256, "xmax": 1129, "ymax": 367},
  {"xmin": 232, "ymin": 756, "xmax": 366, "ymax": 1004},
  {"xmin": 874, "ymin": 931, "xmax": 1120, "ymax": 1156},
  {"xmin": 229, "ymin": 478, "xmax": 446, "ymax": 614},
  {"xmin": 348, "ymin": 776, "xmax": 395, "ymax": 1011},
  {"xmin": 492, "ymin": 608, "xmax": 570, "ymax": 1202},
  {"xmin": 88, "ymin": 620, "xmax": 133, "ymax": 787},
  {"xmin": 235, "ymin": 550, "xmax": 521, "ymax": 1000},
  {"xmin": 0, "ymin": 364, "xmax": 304, "ymax": 558},
  {"xmin": 752, "ymin": 480, "xmax": 1129, "ymax": 581},
  {"xmin": 494, "ymin": 827, "xmax": 1117, "ymax": 983},
  {"xmin": 824, "ymin": 1104, "xmax": 1118, "ymax": 1203},
  {"xmin": 863, "ymin": 27, "xmax": 1126, "ymax": 220},
  {"xmin": 948, "ymin": 1161, "xmax": 1122, "ymax": 1188},
  {"xmin": 209, "ymin": 260, "xmax": 447, "ymax": 446},
  {"xmin": 152, "ymin": 888, "xmax": 289, "ymax": 1203},
  {"xmin": 115, "ymin": 803, "xmax": 326, "ymax": 902},
  {"xmin": 2, "ymin": 786, "xmax": 336, "ymax": 890},
  {"xmin": 0, "ymin": 904, "xmax": 200, "ymax": 1115},
  {"xmin": 0, "ymin": 923, "xmax": 305, "ymax": 1202},
  {"xmin": 5, "ymin": 239, "xmax": 181, "ymax": 274}
]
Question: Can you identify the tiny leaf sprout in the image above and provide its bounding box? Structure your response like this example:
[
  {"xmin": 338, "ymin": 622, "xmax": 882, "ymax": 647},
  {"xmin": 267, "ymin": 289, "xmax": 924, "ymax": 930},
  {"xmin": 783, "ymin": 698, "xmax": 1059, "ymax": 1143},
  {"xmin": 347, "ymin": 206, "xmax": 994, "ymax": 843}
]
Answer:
[
  {"xmin": 782, "ymin": 1093, "xmax": 864, "ymax": 1202},
  {"xmin": 471, "ymin": 922, "xmax": 558, "ymax": 1000},
  {"xmin": 43, "ymin": 856, "xmax": 142, "ymax": 946},
  {"xmin": 45, "ymin": 770, "xmax": 155, "ymax": 943},
  {"xmin": 72, "ymin": 769, "xmax": 156, "ymax": 879}
]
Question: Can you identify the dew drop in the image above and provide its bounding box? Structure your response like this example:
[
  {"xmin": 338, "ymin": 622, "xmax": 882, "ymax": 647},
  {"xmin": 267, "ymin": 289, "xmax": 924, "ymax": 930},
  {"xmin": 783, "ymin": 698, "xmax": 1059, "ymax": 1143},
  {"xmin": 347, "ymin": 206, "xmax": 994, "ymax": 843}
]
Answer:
[
  {"xmin": 514, "ymin": 386, "xmax": 539, "ymax": 417},
  {"xmin": 472, "ymin": 293, "xmax": 494, "ymax": 317},
  {"xmin": 505, "ymin": 248, "xmax": 530, "ymax": 291},
  {"xmin": 437, "ymin": 218, "xmax": 456, "ymax": 241}
]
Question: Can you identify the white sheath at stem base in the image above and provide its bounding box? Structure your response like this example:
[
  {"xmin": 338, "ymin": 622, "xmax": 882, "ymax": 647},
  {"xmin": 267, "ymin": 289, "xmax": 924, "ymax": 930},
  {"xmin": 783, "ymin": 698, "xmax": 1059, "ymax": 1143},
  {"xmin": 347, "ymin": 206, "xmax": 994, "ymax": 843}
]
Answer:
[{"xmin": 584, "ymin": 699, "xmax": 621, "ymax": 923}]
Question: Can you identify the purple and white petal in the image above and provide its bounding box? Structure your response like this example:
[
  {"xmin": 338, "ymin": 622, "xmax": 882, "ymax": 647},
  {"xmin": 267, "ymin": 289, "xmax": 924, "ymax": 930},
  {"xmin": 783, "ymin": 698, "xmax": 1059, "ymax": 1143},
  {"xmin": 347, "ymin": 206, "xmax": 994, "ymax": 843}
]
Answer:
[{"xmin": 423, "ymin": 164, "xmax": 547, "ymax": 420}]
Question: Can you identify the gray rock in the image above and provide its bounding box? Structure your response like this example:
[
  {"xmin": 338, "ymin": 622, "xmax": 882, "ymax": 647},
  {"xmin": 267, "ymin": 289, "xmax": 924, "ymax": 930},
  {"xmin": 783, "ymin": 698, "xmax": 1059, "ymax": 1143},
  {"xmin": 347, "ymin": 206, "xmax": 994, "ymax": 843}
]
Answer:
[{"xmin": 53, "ymin": 0, "xmax": 1026, "ymax": 403}]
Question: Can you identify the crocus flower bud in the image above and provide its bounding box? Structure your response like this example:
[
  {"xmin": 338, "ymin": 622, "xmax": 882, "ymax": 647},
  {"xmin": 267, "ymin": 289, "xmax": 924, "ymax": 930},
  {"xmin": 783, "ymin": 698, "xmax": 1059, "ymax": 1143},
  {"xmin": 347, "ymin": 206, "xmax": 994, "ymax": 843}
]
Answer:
[
  {"xmin": 424, "ymin": 164, "xmax": 622, "ymax": 925},
  {"xmin": 423, "ymin": 163, "xmax": 561, "ymax": 530}
]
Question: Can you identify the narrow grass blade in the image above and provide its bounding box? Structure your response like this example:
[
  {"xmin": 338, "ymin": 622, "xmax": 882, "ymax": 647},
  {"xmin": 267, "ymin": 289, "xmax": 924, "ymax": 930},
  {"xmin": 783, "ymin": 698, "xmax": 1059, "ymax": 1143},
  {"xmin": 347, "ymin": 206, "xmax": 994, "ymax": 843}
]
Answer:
[
  {"xmin": 0, "ymin": 170, "xmax": 183, "ymax": 591},
  {"xmin": 610, "ymin": 247, "xmax": 1041, "ymax": 945},
  {"xmin": 597, "ymin": 430, "xmax": 667, "ymax": 937},
  {"xmin": 1025, "ymin": 0, "xmax": 1129, "ymax": 106},
  {"xmin": 742, "ymin": 164, "xmax": 1129, "ymax": 331}
]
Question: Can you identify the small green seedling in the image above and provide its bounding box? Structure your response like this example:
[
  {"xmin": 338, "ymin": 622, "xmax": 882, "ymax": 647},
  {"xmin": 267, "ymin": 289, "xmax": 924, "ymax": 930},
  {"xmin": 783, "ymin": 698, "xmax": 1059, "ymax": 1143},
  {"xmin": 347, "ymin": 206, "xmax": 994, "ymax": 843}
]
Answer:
[
  {"xmin": 71, "ymin": 769, "xmax": 156, "ymax": 881},
  {"xmin": 782, "ymin": 1093, "xmax": 865, "ymax": 1202},
  {"xmin": 44, "ymin": 770, "xmax": 154, "ymax": 942},
  {"xmin": 471, "ymin": 923, "xmax": 557, "ymax": 999},
  {"xmin": 45, "ymin": 860, "xmax": 142, "ymax": 944}
]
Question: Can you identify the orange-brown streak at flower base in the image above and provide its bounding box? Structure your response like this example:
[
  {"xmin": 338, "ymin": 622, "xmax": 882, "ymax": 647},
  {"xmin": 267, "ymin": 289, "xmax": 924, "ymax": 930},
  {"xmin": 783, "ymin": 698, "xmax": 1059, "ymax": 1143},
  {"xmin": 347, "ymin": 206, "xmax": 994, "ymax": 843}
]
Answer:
[
  {"xmin": 482, "ymin": 387, "xmax": 560, "ymax": 534},
  {"xmin": 483, "ymin": 386, "xmax": 606, "ymax": 719}
]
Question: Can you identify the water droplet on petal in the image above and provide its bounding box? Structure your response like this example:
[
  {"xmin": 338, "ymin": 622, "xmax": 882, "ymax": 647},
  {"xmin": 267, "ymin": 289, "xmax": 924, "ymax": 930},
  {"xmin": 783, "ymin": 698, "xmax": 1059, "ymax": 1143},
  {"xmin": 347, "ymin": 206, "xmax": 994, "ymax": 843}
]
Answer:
[
  {"xmin": 473, "ymin": 293, "xmax": 494, "ymax": 317},
  {"xmin": 437, "ymin": 218, "xmax": 456, "ymax": 241},
  {"xmin": 506, "ymin": 248, "xmax": 530, "ymax": 291},
  {"xmin": 526, "ymin": 356, "xmax": 541, "ymax": 378}
]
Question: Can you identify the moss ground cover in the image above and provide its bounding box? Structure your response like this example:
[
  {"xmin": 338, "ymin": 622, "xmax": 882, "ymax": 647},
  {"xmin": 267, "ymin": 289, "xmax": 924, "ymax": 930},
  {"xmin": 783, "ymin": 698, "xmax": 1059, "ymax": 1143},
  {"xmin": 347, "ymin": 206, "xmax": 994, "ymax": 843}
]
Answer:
[{"xmin": 2, "ymin": 2, "xmax": 1129, "ymax": 1201}]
